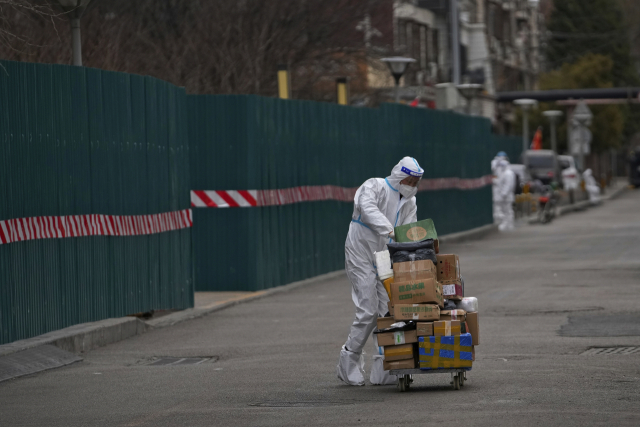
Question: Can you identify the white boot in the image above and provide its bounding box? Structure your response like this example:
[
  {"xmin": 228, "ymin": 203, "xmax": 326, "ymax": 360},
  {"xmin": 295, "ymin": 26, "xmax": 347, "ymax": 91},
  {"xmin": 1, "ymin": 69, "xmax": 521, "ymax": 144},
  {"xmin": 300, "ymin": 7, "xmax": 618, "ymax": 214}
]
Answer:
[
  {"xmin": 336, "ymin": 346, "xmax": 365, "ymax": 386},
  {"xmin": 370, "ymin": 354, "xmax": 397, "ymax": 385}
]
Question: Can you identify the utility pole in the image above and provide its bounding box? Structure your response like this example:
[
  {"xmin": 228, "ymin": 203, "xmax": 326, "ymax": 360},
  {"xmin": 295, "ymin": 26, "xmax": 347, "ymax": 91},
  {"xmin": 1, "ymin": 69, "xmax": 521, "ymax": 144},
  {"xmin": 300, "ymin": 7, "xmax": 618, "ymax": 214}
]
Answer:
[{"xmin": 450, "ymin": 0, "xmax": 460, "ymax": 84}]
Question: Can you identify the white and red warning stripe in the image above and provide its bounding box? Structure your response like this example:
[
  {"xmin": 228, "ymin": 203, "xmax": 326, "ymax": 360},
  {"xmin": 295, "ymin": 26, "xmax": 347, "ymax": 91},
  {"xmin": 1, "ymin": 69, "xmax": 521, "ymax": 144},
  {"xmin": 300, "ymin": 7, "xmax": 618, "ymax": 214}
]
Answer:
[
  {"xmin": 0, "ymin": 209, "xmax": 192, "ymax": 245},
  {"xmin": 191, "ymin": 175, "xmax": 493, "ymax": 208}
]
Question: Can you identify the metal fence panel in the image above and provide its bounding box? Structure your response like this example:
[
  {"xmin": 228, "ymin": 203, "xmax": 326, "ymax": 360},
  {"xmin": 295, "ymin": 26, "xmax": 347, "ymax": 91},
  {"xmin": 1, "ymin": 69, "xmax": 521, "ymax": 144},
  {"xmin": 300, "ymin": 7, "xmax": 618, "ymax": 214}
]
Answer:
[{"xmin": 0, "ymin": 61, "xmax": 193, "ymax": 345}]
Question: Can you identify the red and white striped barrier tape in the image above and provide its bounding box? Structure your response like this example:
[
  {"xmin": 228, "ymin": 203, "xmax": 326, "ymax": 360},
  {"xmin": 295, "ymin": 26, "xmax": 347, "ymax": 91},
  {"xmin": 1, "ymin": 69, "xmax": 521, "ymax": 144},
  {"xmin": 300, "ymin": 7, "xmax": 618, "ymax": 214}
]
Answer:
[
  {"xmin": 191, "ymin": 175, "xmax": 493, "ymax": 208},
  {"xmin": 0, "ymin": 209, "xmax": 192, "ymax": 245}
]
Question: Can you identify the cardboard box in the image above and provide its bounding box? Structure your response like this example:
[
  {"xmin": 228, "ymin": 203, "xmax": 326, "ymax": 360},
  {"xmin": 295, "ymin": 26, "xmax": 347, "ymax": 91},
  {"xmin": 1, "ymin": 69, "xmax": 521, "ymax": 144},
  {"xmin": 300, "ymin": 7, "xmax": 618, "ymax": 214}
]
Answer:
[
  {"xmin": 394, "ymin": 219, "xmax": 439, "ymax": 253},
  {"xmin": 394, "ymin": 304, "xmax": 440, "ymax": 321},
  {"xmin": 416, "ymin": 322, "xmax": 434, "ymax": 337},
  {"xmin": 440, "ymin": 278, "xmax": 463, "ymax": 300},
  {"xmin": 377, "ymin": 329, "xmax": 418, "ymax": 347},
  {"xmin": 418, "ymin": 333, "xmax": 473, "ymax": 369},
  {"xmin": 440, "ymin": 309, "xmax": 466, "ymax": 322},
  {"xmin": 433, "ymin": 320, "xmax": 461, "ymax": 336},
  {"xmin": 383, "ymin": 343, "xmax": 414, "ymax": 362},
  {"xmin": 466, "ymin": 312, "xmax": 479, "ymax": 345},
  {"xmin": 436, "ymin": 254, "xmax": 460, "ymax": 281},
  {"xmin": 393, "ymin": 260, "xmax": 436, "ymax": 282},
  {"xmin": 388, "ymin": 301, "xmax": 394, "ymax": 316},
  {"xmin": 391, "ymin": 278, "xmax": 443, "ymax": 307},
  {"xmin": 383, "ymin": 358, "xmax": 415, "ymax": 371},
  {"xmin": 377, "ymin": 317, "xmax": 397, "ymax": 331}
]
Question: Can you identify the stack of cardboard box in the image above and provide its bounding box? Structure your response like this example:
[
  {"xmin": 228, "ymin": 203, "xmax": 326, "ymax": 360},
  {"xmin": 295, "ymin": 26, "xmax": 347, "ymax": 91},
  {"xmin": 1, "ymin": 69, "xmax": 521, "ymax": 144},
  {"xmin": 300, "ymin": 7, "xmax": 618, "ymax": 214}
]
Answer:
[{"xmin": 378, "ymin": 254, "xmax": 480, "ymax": 371}]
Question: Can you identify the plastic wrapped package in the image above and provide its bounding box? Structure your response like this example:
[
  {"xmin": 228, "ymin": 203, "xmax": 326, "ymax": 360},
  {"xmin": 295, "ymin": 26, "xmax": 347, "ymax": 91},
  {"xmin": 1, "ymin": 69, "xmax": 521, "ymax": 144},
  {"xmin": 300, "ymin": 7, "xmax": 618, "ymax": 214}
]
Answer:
[
  {"xmin": 456, "ymin": 297, "xmax": 478, "ymax": 313},
  {"xmin": 390, "ymin": 249, "xmax": 437, "ymax": 264},
  {"xmin": 374, "ymin": 250, "xmax": 393, "ymax": 280},
  {"xmin": 387, "ymin": 239, "xmax": 435, "ymax": 255}
]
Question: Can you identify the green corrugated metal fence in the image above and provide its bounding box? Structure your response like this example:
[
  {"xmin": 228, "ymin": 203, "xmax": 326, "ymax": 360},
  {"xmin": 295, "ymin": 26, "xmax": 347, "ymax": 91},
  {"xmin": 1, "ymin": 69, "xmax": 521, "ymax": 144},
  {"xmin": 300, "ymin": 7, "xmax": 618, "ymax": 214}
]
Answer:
[
  {"xmin": 189, "ymin": 95, "xmax": 506, "ymax": 292},
  {"xmin": 0, "ymin": 61, "xmax": 193, "ymax": 345},
  {"xmin": 493, "ymin": 134, "xmax": 523, "ymax": 164}
]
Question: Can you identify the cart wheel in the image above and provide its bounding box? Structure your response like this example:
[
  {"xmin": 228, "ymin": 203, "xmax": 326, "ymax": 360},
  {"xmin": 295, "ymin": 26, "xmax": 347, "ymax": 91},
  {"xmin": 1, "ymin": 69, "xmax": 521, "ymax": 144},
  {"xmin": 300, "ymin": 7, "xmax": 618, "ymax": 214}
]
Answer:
[
  {"xmin": 459, "ymin": 373, "xmax": 465, "ymax": 387},
  {"xmin": 398, "ymin": 376, "xmax": 407, "ymax": 392},
  {"xmin": 453, "ymin": 374, "xmax": 461, "ymax": 390}
]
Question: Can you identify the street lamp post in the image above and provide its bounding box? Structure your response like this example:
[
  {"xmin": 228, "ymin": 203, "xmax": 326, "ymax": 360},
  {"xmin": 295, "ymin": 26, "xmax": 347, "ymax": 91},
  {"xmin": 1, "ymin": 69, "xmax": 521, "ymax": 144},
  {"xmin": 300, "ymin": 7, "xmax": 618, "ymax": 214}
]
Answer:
[
  {"xmin": 456, "ymin": 83, "xmax": 483, "ymax": 115},
  {"xmin": 513, "ymin": 99, "xmax": 538, "ymax": 153},
  {"xmin": 381, "ymin": 57, "xmax": 416, "ymax": 103},
  {"xmin": 55, "ymin": 0, "xmax": 93, "ymax": 66},
  {"xmin": 542, "ymin": 110, "xmax": 563, "ymax": 155}
]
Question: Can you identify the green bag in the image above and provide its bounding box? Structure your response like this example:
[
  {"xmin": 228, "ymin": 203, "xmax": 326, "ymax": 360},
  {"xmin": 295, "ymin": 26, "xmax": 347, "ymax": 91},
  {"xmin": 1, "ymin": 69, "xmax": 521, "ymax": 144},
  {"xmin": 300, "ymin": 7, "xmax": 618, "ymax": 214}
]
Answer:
[{"xmin": 394, "ymin": 219, "xmax": 439, "ymax": 252}]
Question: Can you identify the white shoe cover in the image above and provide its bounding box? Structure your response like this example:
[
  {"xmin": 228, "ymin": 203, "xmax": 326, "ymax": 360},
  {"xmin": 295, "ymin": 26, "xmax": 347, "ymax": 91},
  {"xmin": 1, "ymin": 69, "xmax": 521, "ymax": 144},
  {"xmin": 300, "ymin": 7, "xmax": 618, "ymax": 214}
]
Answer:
[
  {"xmin": 370, "ymin": 355, "xmax": 397, "ymax": 385},
  {"xmin": 336, "ymin": 346, "xmax": 365, "ymax": 386}
]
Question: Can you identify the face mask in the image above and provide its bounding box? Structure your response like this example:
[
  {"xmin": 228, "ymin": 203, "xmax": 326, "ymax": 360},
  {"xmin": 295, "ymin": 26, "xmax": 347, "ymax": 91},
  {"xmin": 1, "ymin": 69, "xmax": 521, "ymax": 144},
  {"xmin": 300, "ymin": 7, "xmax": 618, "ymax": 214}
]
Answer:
[{"xmin": 399, "ymin": 184, "xmax": 417, "ymax": 198}]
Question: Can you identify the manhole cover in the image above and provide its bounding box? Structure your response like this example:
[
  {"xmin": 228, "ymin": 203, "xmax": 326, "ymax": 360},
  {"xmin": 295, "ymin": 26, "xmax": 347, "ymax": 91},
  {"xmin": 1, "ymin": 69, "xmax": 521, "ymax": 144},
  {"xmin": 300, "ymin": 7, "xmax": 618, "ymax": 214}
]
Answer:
[
  {"xmin": 250, "ymin": 400, "xmax": 365, "ymax": 408},
  {"xmin": 580, "ymin": 347, "xmax": 640, "ymax": 356},
  {"xmin": 145, "ymin": 357, "xmax": 214, "ymax": 366}
]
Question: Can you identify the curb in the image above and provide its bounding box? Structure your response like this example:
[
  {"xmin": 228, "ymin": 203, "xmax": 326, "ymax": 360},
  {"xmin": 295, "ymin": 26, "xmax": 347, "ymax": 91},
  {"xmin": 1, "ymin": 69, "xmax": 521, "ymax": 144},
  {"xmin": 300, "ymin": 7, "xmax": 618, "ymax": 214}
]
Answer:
[
  {"xmin": 0, "ymin": 221, "xmax": 497, "ymax": 375},
  {"xmin": 558, "ymin": 183, "xmax": 627, "ymax": 217}
]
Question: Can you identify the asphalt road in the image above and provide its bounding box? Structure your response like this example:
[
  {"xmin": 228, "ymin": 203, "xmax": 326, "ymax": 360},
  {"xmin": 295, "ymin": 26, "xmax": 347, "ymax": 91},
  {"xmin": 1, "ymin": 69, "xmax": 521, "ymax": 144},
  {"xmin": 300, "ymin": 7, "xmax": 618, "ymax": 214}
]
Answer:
[{"xmin": 3, "ymin": 190, "xmax": 640, "ymax": 426}]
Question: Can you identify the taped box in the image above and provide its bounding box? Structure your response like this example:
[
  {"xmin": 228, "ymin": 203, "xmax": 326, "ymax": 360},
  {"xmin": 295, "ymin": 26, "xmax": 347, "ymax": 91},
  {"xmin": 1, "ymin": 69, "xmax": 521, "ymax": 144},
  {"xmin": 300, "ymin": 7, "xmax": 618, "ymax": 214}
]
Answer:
[
  {"xmin": 393, "ymin": 219, "xmax": 439, "ymax": 253},
  {"xmin": 440, "ymin": 309, "xmax": 466, "ymax": 322},
  {"xmin": 418, "ymin": 333, "xmax": 473, "ymax": 370},
  {"xmin": 383, "ymin": 343, "xmax": 415, "ymax": 362},
  {"xmin": 387, "ymin": 301, "xmax": 394, "ymax": 317},
  {"xmin": 416, "ymin": 322, "xmax": 433, "ymax": 337},
  {"xmin": 393, "ymin": 260, "xmax": 436, "ymax": 282},
  {"xmin": 436, "ymin": 254, "xmax": 460, "ymax": 281},
  {"xmin": 440, "ymin": 279, "xmax": 463, "ymax": 300},
  {"xmin": 466, "ymin": 312, "xmax": 479, "ymax": 345},
  {"xmin": 391, "ymin": 278, "xmax": 443, "ymax": 306},
  {"xmin": 383, "ymin": 358, "xmax": 415, "ymax": 371},
  {"xmin": 377, "ymin": 317, "xmax": 397, "ymax": 330},
  {"xmin": 434, "ymin": 320, "xmax": 461, "ymax": 336},
  {"xmin": 394, "ymin": 304, "xmax": 440, "ymax": 321},
  {"xmin": 377, "ymin": 329, "xmax": 418, "ymax": 347}
]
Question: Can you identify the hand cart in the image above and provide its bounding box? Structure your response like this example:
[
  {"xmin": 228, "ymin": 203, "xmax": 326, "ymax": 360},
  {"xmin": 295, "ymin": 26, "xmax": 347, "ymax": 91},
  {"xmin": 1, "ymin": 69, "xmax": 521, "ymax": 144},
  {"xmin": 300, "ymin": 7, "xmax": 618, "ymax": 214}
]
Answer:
[{"xmin": 389, "ymin": 368, "xmax": 470, "ymax": 392}]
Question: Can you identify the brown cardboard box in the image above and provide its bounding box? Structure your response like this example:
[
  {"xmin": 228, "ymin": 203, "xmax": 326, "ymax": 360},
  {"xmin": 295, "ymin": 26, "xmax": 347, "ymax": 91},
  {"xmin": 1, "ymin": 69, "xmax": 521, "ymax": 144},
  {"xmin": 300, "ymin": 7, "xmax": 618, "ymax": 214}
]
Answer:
[
  {"xmin": 433, "ymin": 320, "xmax": 461, "ymax": 336},
  {"xmin": 377, "ymin": 329, "xmax": 418, "ymax": 347},
  {"xmin": 436, "ymin": 254, "xmax": 460, "ymax": 281},
  {"xmin": 383, "ymin": 358, "xmax": 415, "ymax": 371},
  {"xmin": 393, "ymin": 260, "xmax": 436, "ymax": 282},
  {"xmin": 416, "ymin": 322, "xmax": 434, "ymax": 336},
  {"xmin": 466, "ymin": 312, "xmax": 479, "ymax": 345},
  {"xmin": 388, "ymin": 301, "xmax": 394, "ymax": 316},
  {"xmin": 383, "ymin": 343, "xmax": 414, "ymax": 361},
  {"xmin": 377, "ymin": 317, "xmax": 397, "ymax": 331},
  {"xmin": 440, "ymin": 309, "xmax": 466, "ymax": 322},
  {"xmin": 393, "ymin": 304, "xmax": 440, "ymax": 321},
  {"xmin": 390, "ymin": 278, "xmax": 443, "ymax": 307},
  {"xmin": 440, "ymin": 279, "xmax": 464, "ymax": 300}
]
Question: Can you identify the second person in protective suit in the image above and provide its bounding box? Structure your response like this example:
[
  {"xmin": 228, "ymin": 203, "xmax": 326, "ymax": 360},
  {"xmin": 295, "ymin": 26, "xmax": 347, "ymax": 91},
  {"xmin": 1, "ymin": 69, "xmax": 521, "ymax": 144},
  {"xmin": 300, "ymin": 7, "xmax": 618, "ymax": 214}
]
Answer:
[{"xmin": 337, "ymin": 157, "xmax": 423, "ymax": 386}]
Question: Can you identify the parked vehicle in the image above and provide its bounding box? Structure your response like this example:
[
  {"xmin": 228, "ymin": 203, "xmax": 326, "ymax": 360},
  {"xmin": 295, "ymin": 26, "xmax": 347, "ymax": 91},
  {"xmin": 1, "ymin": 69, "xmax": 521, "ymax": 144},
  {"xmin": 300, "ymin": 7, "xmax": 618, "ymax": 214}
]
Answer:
[
  {"xmin": 522, "ymin": 150, "xmax": 560, "ymax": 185},
  {"xmin": 558, "ymin": 155, "xmax": 580, "ymax": 191}
]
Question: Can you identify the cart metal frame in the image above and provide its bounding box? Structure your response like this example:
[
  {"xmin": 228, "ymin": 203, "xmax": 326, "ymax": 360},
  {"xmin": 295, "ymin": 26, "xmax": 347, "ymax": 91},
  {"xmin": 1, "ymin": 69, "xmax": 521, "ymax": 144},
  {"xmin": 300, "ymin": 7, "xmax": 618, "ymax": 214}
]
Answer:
[{"xmin": 389, "ymin": 368, "xmax": 470, "ymax": 392}]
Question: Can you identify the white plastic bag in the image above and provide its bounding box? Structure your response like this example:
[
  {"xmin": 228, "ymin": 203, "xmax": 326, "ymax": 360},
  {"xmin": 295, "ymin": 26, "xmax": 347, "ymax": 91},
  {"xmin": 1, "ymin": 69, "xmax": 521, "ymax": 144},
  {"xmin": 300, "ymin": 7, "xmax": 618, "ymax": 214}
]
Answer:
[
  {"xmin": 374, "ymin": 250, "xmax": 393, "ymax": 280},
  {"xmin": 456, "ymin": 297, "xmax": 478, "ymax": 312}
]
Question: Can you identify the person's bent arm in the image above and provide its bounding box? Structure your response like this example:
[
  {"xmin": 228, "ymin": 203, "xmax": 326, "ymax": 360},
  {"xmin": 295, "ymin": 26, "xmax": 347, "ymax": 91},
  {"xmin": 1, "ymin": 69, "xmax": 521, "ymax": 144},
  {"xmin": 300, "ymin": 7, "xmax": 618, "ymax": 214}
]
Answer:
[{"xmin": 358, "ymin": 185, "xmax": 394, "ymax": 236}]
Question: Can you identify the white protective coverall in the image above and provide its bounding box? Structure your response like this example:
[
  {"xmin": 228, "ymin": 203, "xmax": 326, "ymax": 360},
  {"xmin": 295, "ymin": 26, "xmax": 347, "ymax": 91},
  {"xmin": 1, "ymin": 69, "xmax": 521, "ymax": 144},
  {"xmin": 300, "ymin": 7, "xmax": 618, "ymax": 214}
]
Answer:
[
  {"xmin": 583, "ymin": 169, "xmax": 601, "ymax": 204},
  {"xmin": 491, "ymin": 152, "xmax": 508, "ymax": 222},
  {"xmin": 495, "ymin": 160, "xmax": 516, "ymax": 231},
  {"xmin": 337, "ymin": 157, "xmax": 422, "ymax": 386}
]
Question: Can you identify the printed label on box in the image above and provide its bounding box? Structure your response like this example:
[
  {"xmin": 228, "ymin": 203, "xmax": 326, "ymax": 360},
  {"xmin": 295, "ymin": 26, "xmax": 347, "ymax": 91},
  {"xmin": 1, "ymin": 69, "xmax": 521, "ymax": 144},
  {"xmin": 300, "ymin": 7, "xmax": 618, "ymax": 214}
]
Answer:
[
  {"xmin": 442, "ymin": 284, "xmax": 456, "ymax": 295},
  {"xmin": 394, "ymin": 331, "xmax": 405, "ymax": 345}
]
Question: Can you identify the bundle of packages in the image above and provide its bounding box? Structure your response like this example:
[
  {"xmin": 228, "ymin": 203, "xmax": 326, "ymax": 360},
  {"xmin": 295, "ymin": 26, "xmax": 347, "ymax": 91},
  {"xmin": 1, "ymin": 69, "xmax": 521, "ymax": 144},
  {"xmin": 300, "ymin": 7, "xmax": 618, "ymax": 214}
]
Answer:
[{"xmin": 374, "ymin": 319, "xmax": 418, "ymax": 370}]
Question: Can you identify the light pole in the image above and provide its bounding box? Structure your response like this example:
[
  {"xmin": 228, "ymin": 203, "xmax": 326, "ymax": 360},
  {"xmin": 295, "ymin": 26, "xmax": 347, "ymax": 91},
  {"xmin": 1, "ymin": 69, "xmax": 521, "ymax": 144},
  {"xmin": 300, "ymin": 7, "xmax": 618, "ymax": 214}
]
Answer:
[
  {"xmin": 55, "ymin": 0, "xmax": 93, "ymax": 66},
  {"xmin": 572, "ymin": 100, "xmax": 593, "ymax": 171},
  {"xmin": 456, "ymin": 83, "xmax": 483, "ymax": 115},
  {"xmin": 542, "ymin": 110, "xmax": 563, "ymax": 154},
  {"xmin": 513, "ymin": 99, "xmax": 538, "ymax": 153},
  {"xmin": 381, "ymin": 57, "xmax": 416, "ymax": 103}
]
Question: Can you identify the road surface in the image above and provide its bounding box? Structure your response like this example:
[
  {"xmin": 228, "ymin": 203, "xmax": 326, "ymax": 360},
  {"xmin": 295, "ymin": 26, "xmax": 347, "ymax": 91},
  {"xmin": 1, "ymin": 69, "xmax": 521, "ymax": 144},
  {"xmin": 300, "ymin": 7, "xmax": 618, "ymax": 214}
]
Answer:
[{"xmin": 3, "ymin": 190, "xmax": 640, "ymax": 426}]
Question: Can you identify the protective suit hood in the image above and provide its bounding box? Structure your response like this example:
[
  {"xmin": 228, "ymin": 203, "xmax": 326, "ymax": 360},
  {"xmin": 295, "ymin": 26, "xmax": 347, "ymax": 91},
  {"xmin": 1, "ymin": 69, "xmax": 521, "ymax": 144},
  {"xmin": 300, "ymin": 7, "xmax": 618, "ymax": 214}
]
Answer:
[{"xmin": 385, "ymin": 157, "xmax": 424, "ymax": 192}]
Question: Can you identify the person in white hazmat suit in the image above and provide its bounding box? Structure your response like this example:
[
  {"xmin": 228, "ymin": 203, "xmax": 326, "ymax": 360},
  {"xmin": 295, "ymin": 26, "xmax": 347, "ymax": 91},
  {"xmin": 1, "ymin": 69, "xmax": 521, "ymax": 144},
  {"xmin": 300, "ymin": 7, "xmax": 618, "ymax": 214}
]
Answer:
[
  {"xmin": 337, "ymin": 157, "xmax": 423, "ymax": 386},
  {"xmin": 583, "ymin": 169, "xmax": 601, "ymax": 205},
  {"xmin": 494, "ymin": 159, "xmax": 516, "ymax": 231},
  {"xmin": 491, "ymin": 152, "xmax": 508, "ymax": 222}
]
